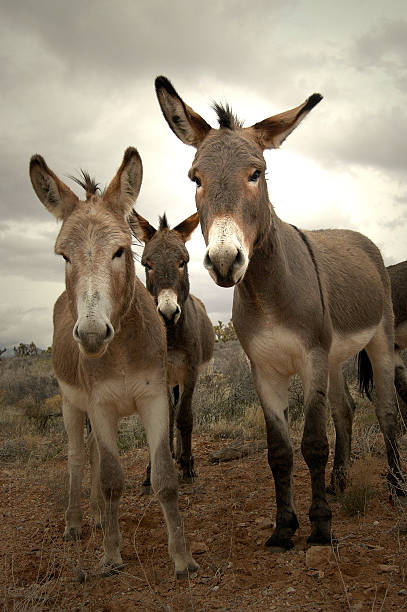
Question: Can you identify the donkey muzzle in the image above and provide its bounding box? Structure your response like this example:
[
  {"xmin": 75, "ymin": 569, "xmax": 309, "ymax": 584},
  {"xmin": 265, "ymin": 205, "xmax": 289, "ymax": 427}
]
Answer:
[
  {"xmin": 204, "ymin": 242, "xmax": 247, "ymax": 288},
  {"xmin": 73, "ymin": 319, "xmax": 115, "ymax": 358},
  {"xmin": 157, "ymin": 289, "xmax": 181, "ymax": 325}
]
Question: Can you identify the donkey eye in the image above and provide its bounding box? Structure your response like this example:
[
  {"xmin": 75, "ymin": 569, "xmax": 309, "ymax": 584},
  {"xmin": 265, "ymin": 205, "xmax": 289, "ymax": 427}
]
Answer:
[
  {"xmin": 248, "ymin": 170, "xmax": 261, "ymax": 182},
  {"xmin": 62, "ymin": 254, "xmax": 70, "ymax": 263},
  {"xmin": 178, "ymin": 261, "xmax": 185, "ymax": 269},
  {"xmin": 192, "ymin": 176, "xmax": 201, "ymax": 188},
  {"xmin": 144, "ymin": 262, "xmax": 152, "ymax": 272},
  {"xmin": 113, "ymin": 247, "xmax": 124, "ymax": 259}
]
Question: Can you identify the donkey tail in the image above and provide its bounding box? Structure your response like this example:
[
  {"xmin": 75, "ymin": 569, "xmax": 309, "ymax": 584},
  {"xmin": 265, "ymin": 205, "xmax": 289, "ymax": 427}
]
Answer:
[{"xmin": 357, "ymin": 349, "xmax": 374, "ymax": 400}]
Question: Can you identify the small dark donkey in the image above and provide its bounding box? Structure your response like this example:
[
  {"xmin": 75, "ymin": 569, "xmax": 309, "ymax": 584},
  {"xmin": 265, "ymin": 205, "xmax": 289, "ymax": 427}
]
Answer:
[
  {"xmin": 154, "ymin": 76, "xmax": 406, "ymax": 551},
  {"xmin": 131, "ymin": 211, "xmax": 214, "ymax": 486}
]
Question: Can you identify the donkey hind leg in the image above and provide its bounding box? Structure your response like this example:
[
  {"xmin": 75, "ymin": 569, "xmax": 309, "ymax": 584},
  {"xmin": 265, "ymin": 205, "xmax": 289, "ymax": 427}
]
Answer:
[
  {"xmin": 251, "ymin": 365, "xmax": 298, "ymax": 550},
  {"xmin": 327, "ymin": 368, "xmax": 355, "ymax": 495},
  {"xmin": 176, "ymin": 378, "xmax": 196, "ymax": 481},
  {"xmin": 301, "ymin": 350, "xmax": 332, "ymax": 545},
  {"xmin": 138, "ymin": 391, "xmax": 198, "ymax": 578},
  {"xmin": 89, "ymin": 430, "xmax": 105, "ymax": 526},
  {"xmin": 394, "ymin": 350, "xmax": 407, "ymax": 431},
  {"xmin": 62, "ymin": 399, "xmax": 85, "ymax": 540},
  {"xmin": 366, "ymin": 335, "xmax": 406, "ymax": 498},
  {"xmin": 89, "ymin": 408, "xmax": 124, "ymax": 573}
]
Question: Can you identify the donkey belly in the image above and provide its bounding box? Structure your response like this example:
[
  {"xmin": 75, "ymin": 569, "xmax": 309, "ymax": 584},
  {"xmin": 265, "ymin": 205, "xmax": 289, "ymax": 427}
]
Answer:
[
  {"xmin": 246, "ymin": 326, "xmax": 306, "ymax": 377},
  {"xmin": 167, "ymin": 349, "xmax": 187, "ymax": 388},
  {"xmin": 328, "ymin": 326, "xmax": 376, "ymax": 367}
]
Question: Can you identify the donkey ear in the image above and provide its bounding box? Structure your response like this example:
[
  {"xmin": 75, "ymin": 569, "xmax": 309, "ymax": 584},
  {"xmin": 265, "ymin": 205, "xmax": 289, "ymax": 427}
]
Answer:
[
  {"xmin": 130, "ymin": 211, "xmax": 156, "ymax": 242},
  {"xmin": 173, "ymin": 212, "xmax": 200, "ymax": 242},
  {"xmin": 29, "ymin": 155, "xmax": 79, "ymax": 219},
  {"xmin": 248, "ymin": 93, "xmax": 323, "ymax": 150},
  {"xmin": 104, "ymin": 147, "xmax": 143, "ymax": 217},
  {"xmin": 155, "ymin": 76, "xmax": 211, "ymax": 147}
]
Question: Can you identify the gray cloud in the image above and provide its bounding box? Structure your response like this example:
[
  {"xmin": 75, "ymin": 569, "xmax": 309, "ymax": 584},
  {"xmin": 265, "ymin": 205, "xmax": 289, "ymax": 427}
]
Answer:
[{"xmin": 2, "ymin": 1, "xmax": 407, "ymax": 347}]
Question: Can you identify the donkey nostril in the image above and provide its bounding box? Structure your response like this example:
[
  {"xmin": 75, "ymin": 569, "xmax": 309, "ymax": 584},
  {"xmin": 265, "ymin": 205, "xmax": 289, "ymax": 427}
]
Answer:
[
  {"xmin": 175, "ymin": 305, "xmax": 180, "ymax": 315},
  {"xmin": 73, "ymin": 324, "xmax": 80, "ymax": 341},
  {"xmin": 204, "ymin": 251, "xmax": 213, "ymax": 269},
  {"xmin": 233, "ymin": 248, "xmax": 244, "ymax": 268},
  {"xmin": 104, "ymin": 323, "xmax": 114, "ymax": 342}
]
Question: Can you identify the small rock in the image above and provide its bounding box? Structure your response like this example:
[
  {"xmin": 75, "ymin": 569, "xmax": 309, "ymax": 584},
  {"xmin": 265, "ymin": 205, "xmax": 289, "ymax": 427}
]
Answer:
[
  {"xmin": 255, "ymin": 518, "xmax": 274, "ymax": 530},
  {"xmin": 398, "ymin": 589, "xmax": 407, "ymax": 596},
  {"xmin": 399, "ymin": 434, "xmax": 407, "ymax": 450},
  {"xmin": 213, "ymin": 585, "xmax": 219, "ymax": 591},
  {"xmin": 377, "ymin": 564, "xmax": 398, "ymax": 573},
  {"xmin": 312, "ymin": 570, "xmax": 324, "ymax": 580},
  {"xmin": 286, "ymin": 586, "xmax": 295, "ymax": 594},
  {"xmin": 305, "ymin": 546, "xmax": 332, "ymax": 569},
  {"xmin": 373, "ymin": 521, "xmax": 379, "ymax": 526},
  {"xmin": 191, "ymin": 541, "xmax": 208, "ymax": 555}
]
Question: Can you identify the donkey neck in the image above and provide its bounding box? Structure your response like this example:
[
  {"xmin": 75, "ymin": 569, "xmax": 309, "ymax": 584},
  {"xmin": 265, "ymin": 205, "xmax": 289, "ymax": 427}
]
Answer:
[{"xmin": 234, "ymin": 212, "xmax": 320, "ymax": 323}]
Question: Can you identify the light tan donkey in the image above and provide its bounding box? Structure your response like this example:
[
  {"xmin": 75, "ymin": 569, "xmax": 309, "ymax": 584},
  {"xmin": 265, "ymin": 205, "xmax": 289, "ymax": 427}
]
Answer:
[
  {"xmin": 29, "ymin": 148, "xmax": 198, "ymax": 577},
  {"xmin": 154, "ymin": 77, "xmax": 406, "ymax": 551}
]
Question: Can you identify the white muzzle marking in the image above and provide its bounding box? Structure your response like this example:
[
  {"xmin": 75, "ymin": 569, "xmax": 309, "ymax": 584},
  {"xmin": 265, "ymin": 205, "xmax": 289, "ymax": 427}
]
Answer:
[
  {"xmin": 157, "ymin": 288, "xmax": 181, "ymax": 324},
  {"xmin": 204, "ymin": 217, "xmax": 249, "ymax": 284}
]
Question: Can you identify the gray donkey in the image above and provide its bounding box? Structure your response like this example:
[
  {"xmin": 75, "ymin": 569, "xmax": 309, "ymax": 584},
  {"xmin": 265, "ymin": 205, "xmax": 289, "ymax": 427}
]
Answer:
[
  {"xmin": 154, "ymin": 76, "xmax": 405, "ymax": 551},
  {"xmin": 29, "ymin": 148, "xmax": 198, "ymax": 577},
  {"xmin": 328, "ymin": 260, "xmax": 407, "ymax": 492},
  {"xmin": 131, "ymin": 211, "xmax": 214, "ymax": 486}
]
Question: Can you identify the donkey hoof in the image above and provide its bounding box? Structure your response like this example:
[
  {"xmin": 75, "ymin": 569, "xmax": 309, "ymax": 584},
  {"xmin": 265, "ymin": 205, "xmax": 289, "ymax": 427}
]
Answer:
[
  {"xmin": 265, "ymin": 535, "xmax": 294, "ymax": 551},
  {"xmin": 395, "ymin": 494, "xmax": 407, "ymax": 508},
  {"xmin": 175, "ymin": 560, "xmax": 199, "ymax": 580},
  {"xmin": 307, "ymin": 533, "xmax": 333, "ymax": 546},
  {"xmin": 99, "ymin": 555, "xmax": 124, "ymax": 577},
  {"xmin": 63, "ymin": 526, "xmax": 82, "ymax": 541},
  {"xmin": 141, "ymin": 484, "xmax": 152, "ymax": 496}
]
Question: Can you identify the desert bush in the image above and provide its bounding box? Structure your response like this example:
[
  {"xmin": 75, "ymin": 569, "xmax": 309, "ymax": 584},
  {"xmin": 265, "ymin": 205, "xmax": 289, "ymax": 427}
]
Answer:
[
  {"xmin": 339, "ymin": 454, "xmax": 379, "ymax": 516},
  {"xmin": 118, "ymin": 415, "xmax": 147, "ymax": 452}
]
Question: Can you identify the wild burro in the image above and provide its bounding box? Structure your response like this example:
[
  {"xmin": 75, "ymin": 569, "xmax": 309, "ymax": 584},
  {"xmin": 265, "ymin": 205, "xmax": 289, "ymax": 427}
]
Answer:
[
  {"xmin": 131, "ymin": 211, "xmax": 214, "ymax": 485},
  {"xmin": 29, "ymin": 148, "xmax": 198, "ymax": 577},
  {"xmin": 331, "ymin": 260, "xmax": 407, "ymax": 493},
  {"xmin": 154, "ymin": 76, "xmax": 406, "ymax": 551}
]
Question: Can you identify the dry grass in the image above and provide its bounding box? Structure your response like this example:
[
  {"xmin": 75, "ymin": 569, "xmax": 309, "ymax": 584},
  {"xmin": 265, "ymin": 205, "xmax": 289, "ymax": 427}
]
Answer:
[{"xmin": 339, "ymin": 454, "xmax": 381, "ymax": 516}]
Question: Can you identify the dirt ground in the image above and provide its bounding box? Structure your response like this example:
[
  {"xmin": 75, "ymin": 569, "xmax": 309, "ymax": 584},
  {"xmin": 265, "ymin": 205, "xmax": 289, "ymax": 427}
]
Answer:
[{"xmin": 2, "ymin": 435, "xmax": 407, "ymax": 611}]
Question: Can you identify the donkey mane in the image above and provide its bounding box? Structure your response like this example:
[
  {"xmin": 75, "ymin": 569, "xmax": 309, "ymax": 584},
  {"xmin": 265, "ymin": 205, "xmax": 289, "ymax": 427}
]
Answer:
[
  {"xmin": 68, "ymin": 170, "xmax": 100, "ymax": 199},
  {"xmin": 159, "ymin": 213, "xmax": 170, "ymax": 230},
  {"xmin": 212, "ymin": 102, "xmax": 244, "ymax": 130}
]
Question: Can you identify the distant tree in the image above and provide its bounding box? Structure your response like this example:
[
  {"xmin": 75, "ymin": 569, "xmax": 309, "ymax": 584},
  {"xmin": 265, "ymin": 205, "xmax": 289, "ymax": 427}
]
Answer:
[
  {"xmin": 13, "ymin": 342, "xmax": 39, "ymax": 358},
  {"xmin": 213, "ymin": 319, "xmax": 238, "ymax": 343}
]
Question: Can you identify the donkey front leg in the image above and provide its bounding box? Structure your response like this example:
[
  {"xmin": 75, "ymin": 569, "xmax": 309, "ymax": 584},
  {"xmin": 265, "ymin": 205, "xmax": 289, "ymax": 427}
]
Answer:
[
  {"xmin": 327, "ymin": 368, "xmax": 355, "ymax": 495},
  {"xmin": 251, "ymin": 365, "xmax": 299, "ymax": 550},
  {"xmin": 89, "ymin": 408, "xmax": 124, "ymax": 573},
  {"xmin": 62, "ymin": 399, "xmax": 85, "ymax": 541},
  {"xmin": 88, "ymin": 430, "xmax": 105, "ymax": 527},
  {"xmin": 176, "ymin": 377, "xmax": 196, "ymax": 481},
  {"xmin": 301, "ymin": 350, "xmax": 331, "ymax": 545},
  {"xmin": 138, "ymin": 391, "xmax": 198, "ymax": 578}
]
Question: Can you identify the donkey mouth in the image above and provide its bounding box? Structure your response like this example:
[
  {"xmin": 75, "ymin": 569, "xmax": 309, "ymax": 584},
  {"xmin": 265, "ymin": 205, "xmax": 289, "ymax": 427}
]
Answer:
[{"xmin": 77, "ymin": 342, "xmax": 109, "ymax": 359}]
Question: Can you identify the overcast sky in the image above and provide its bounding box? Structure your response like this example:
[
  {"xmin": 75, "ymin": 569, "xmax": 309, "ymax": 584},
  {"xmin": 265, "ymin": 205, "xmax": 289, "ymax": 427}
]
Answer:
[{"xmin": 1, "ymin": 0, "xmax": 407, "ymax": 349}]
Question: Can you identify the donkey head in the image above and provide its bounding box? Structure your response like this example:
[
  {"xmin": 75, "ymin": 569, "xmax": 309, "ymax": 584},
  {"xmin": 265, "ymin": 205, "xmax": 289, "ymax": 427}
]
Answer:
[
  {"xmin": 155, "ymin": 76, "xmax": 322, "ymax": 287},
  {"xmin": 30, "ymin": 147, "xmax": 143, "ymax": 358},
  {"xmin": 131, "ymin": 211, "xmax": 199, "ymax": 325}
]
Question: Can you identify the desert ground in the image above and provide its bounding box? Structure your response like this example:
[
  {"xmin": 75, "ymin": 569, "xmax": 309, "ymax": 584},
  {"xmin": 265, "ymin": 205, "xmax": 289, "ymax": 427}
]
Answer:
[{"xmin": 1, "ymin": 342, "xmax": 407, "ymax": 611}]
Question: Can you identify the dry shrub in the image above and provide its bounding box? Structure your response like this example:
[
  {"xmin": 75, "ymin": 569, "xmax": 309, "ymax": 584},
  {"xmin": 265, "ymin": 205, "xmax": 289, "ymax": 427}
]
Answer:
[
  {"xmin": 340, "ymin": 454, "xmax": 380, "ymax": 516},
  {"xmin": 206, "ymin": 404, "xmax": 265, "ymax": 441}
]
